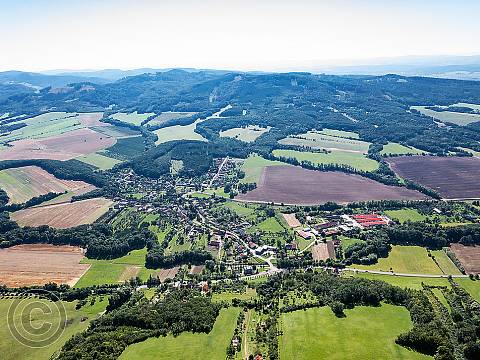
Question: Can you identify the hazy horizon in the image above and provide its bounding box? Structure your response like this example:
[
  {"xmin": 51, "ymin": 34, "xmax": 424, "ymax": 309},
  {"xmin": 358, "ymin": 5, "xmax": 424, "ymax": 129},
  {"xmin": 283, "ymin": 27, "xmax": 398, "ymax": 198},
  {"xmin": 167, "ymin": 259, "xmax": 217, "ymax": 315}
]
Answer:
[{"xmin": 1, "ymin": 0, "xmax": 479, "ymax": 72}]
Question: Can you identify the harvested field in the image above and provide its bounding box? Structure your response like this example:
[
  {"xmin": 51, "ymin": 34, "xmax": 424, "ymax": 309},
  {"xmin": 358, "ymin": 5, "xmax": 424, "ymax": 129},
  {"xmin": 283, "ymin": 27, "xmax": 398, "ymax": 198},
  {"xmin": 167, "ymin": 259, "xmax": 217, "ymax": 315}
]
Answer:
[
  {"xmin": 189, "ymin": 265, "xmax": 205, "ymax": 275},
  {"xmin": 450, "ymin": 244, "xmax": 480, "ymax": 274},
  {"xmin": 412, "ymin": 105, "xmax": 480, "ymax": 126},
  {"xmin": 158, "ymin": 267, "xmax": 180, "ymax": 282},
  {"xmin": 0, "ymin": 128, "xmax": 116, "ymax": 160},
  {"xmin": 387, "ymin": 156, "xmax": 480, "ymax": 199},
  {"xmin": 118, "ymin": 266, "xmax": 141, "ymax": 282},
  {"xmin": 0, "ymin": 244, "xmax": 89, "ymax": 287},
  {"xmin": 0, "ymin": 165, "xmax": 94, "ymax": 204},
  {"xmin": 11, "ymin": 197, "xmax": 113, "ymax": 228},
  {"xmin": 90, "ymin": 125, "xmax": 140, "ymax": 138},
  {"xmin": 279, "ymin": 131, "xmax": 370, "ymax": 153},
  {"xmin": 76, "ymin": 112, "xmax": 104, "ymax": 127},
  {"xmin": 312, "ymin": 241, "xmax": 335, "ymax": 261},
  {"xmin": 236, "ymin": 166, "xmax": 426, "ymax": 205},
  {"xmin": 147, "ymin": 111, "xmax": 197, "ymax": 126},
  {"xmin": 282, "ymin": 213, "xmax": 301, "ymax": 228}
]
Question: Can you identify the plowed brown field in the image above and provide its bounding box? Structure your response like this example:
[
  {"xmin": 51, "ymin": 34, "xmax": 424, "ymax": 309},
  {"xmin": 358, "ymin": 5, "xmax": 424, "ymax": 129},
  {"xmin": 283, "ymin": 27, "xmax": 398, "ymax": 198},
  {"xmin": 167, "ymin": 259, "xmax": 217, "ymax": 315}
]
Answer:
[
  {"xmin": 387, "ymin": 156, "xmax": 480, "ymax": 199},
  {"xmin": 450, "ymin": 243, "xmax": 480, "ymax": 274},
  {"xmin": 0, "ymin": 244, "xmax": 89, "ymax": 287},
  {"xmin": 236, "ymin": 166, "xmax": 426, "ymax": 205}
]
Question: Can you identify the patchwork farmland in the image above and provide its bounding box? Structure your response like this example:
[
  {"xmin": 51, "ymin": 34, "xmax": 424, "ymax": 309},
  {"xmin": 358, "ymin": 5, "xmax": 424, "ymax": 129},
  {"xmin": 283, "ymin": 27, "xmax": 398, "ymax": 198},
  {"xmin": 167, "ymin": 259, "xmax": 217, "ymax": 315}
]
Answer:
[
  {"xmin": 236, "ymin": 166, "xmax": 426, "ymax": 205},
  {"xmin": 11, "ymin": 197, "xmax": 113, "ymax": 228},
  {"xmin": 0, "ymin": 244, "xmax": 89, "ymax": 287},
  {"xmin": 0, "ymin": 165, "xmax": 94, "ymax": 204},
  {"xmin": 220, "ymin": 125, "xmax": 271, "ymax": 143},
  {"xmin": 387, "ymin": 156, "xmax": 480, "ymax": 199}
]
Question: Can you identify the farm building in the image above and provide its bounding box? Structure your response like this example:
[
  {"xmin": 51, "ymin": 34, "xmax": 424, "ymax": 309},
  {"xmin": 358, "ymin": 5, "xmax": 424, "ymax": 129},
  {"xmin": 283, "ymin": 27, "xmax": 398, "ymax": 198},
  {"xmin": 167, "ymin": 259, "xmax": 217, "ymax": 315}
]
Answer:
[
  {"xmin": 349, "ymin": 214, "xmax": 392, "ymax": 228},
  {"xmin": 296, "ymin": 230, "xmax": 312, "ymax": 240}
]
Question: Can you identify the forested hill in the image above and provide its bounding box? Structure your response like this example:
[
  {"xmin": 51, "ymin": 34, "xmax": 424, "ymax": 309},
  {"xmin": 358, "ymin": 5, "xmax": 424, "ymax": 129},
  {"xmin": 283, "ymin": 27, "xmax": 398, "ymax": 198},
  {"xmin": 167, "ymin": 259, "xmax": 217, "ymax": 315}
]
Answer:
[{"xmin": 2, "ymin": 70, "xmax": 480, "ymax": 154}]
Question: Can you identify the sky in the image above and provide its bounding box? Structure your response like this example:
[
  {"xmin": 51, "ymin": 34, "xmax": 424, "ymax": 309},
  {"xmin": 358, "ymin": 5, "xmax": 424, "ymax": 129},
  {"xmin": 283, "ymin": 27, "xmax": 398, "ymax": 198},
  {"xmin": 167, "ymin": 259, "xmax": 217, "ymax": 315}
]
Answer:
[{"xmin": 1, "ymin": 0, "xmax": 479, "ymax": 72}]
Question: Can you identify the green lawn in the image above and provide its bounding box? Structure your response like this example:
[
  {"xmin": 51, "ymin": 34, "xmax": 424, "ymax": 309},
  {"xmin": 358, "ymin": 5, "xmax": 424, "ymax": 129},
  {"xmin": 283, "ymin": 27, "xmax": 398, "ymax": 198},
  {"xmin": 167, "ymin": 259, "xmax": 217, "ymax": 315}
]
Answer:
[
  {"xmin": 340, "ymin": 236, "xmax": 365, "ymax": 251},
  {"xmin": 380, "ymin": 142, "xmax": 426, "ymax": 156},
  {"xmin": 119, "ymin": 307, "xmax": 240, "ymax": 360},
  {"xmin": 0, "ymin": 297, "xmax": 105, "ymax": 360},
  {"xmin": 110, "ymin": 111, "xmax": 154, "ymax": 126},
  {"xmin": 240, "ymin": 153, "xmax": 288, "ymax": 184},
  {"xmin": 154, "ymin": 120, "xmax": 207, "ymax": 145},
  {"xmin": 384, "ymin": 209, "xmax": 427, "ymax": 223},
  {"xmin": 345, "ymin": 272, "xmax": 451, "ymax": 290},
  {"xmin": 279, "ymin": 305, "xmax": 429, "ymax": 360},
  {"xmin": 224, "ymin": 201, "xmax": 256, "ymax": 217},
  {"xmin": 219, "ymin": 125, "xmax": 270, "ymax": 143},
  {"xmin": 74, "ymin": 261, "xmax": 127, "ymax": 287},
  {"xmin": 455, "ymin": 278, "xmax": 480, "ymax": 302},
  {"xmin": 352, "ymin": 246, "xmax": 442, "ymax": 275},
  {"xmin": 431, "ymin": 250, "xmax": 461, "ymax": 275},
  {"xmin": 256, "ymin": 217, "xmax": 285, "ymax": 233},
  {"xmin": 273, "ymin": 149, "xmax": 379, "ymax": 172},
  {"xmin": 278, "ymin": 131, "xmax": 371, "ymax": 153},
  {"xmin": 212, "ymin": 288, "xmax": 257, "ymax": 303},
  {"xmin": 318, "ymin": 128, "xmax": 360, "ymax": 139},
  {"xmin": 75, "ymin": 152, "xmax": 122, "ymax": 170}
]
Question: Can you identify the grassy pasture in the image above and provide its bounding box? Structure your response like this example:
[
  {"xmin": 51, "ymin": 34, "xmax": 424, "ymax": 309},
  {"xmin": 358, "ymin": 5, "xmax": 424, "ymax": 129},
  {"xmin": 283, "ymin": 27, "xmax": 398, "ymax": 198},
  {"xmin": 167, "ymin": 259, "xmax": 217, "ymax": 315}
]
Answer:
[
  {"xmin": 318, "ymin": 128, "xmax": 360, "ymax": 139},
  {"xmin": 223, "ymin": 201, "xmax": 256, "ymax": 217},
  {"xmin": 340, "ymin": 236, "xmax": 365, "ymax": 251},
  {"xmin": 146, "ymin": 111, "xmax": 197, "ymax": 126},
  {"xmin": 381, "ymin": 142, "xmax": 426, "ymax": 156},
  {"xmin": 456, "ymin": 278, "xmax": 480, "ymax": 302},
  {"xmin": 412, "ymin": 105, "xmax": 480, "ymax": 126},
  {"xmin": 431, "ymin": 250, "xmax": 461, "ymax": 275},
  {"xmin": 278, "ymin": 131, "xmax": 370, "ymax": 153},
  {"xmin": 154, "ymin": 120, "xmax": 207, "ymax": 145},
  {"xmin": 0, "ymin": 298, "xmax": 105, "ymax": 360},
  {"xmin": 272, "ymin": 149, "xmax": 379, "ymax": 172},
  {"xmin": 212, "ymin": 288, "xmax": 256, "ymax": 303},
  {"xmin": 240, "ymin": 154, "xmax": 287, "ymax": 184},
  {"xmin": 119, "ymin": 307, "xmax": 240, "ymax": 360},
  {"xmin": 110, "ymin": 111, "xmax": 155, "ymax": 126},
  {"xmin": 384, "ymin": 208, "xmax": 427, "ymax": 223},
  {"xmin": 279, "ymin": 305, "xmax": 429, "ymax": 360},
  {"xmin": 352, "ymin": 246, "xmax": 442, "ymax": 275},
  {"xmin": 345, "ymin": 272, "xmax": 451, "ymax": 290},
  {"xmin": 75, "ymin": 152, "xmax": 122, "ymax": 170},
  {"xmin": 219, "ymin": 125, "xmax": 270, "ymax": 143},
  {"xmin": 255, "ymin": 217, "xmax": 285, "ymax": 233}
]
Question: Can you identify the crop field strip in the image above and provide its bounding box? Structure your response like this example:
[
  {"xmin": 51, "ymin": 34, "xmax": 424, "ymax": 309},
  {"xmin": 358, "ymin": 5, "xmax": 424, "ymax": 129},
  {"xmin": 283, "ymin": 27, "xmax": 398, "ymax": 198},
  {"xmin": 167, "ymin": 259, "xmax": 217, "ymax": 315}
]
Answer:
[
  {"xmin": 220, "ymin": 125, "xmax": 271, "ymax": 143},
  {"xmin": 278, "ymin": 131, "xmax": 371, "ymax": 153},
  {"xmin": 110, "ymin": 111, "xmax": 155, "ymax": 126},
  {"xmin": 412, "ymin": 105, "xmax": 480, "ymax": 126},
  {"xmin": 272, "ymin": 148, "xmax": 379, "ymax": 172},
  {"xmin": 0, "ymin": 165, "xmax": 94, "ymax": 204},
  {"xmin": 387, "ymin": 156, "xmax": 480, "ymax": 199},
  {"xmin": 11, "ymin": 197, "xmax": 113, "ymax": 228},
  {"xmin": 236, "ymin": 165, "xmax": 426, "ymax": 205},
  {"xmin": 146, "ymin": 111, "xmax": 197, "ymax": 126},
  {"xmin": 380, "ymin": 142, "xmax": 426, "ymax": 156}
]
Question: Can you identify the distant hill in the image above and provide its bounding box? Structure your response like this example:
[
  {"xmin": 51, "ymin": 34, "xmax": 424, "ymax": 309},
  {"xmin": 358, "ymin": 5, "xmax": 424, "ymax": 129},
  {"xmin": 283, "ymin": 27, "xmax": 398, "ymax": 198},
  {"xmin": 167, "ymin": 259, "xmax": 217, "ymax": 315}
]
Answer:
[{"xmin": 0, "ymin": 70, "xmax": 110, "ymax": 89}]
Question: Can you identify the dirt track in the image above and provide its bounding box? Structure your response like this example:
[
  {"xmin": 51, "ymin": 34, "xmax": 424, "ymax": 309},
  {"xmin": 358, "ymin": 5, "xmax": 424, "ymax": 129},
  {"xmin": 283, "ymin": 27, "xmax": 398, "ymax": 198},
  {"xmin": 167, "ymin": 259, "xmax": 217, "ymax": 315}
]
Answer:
[
  {"xmin": 0, "ymin": 244, "xmax": 89, "ymax": 287},
  {"xmin": 236, "ymin": 166, "xmax": 426, "ymax": 205}
]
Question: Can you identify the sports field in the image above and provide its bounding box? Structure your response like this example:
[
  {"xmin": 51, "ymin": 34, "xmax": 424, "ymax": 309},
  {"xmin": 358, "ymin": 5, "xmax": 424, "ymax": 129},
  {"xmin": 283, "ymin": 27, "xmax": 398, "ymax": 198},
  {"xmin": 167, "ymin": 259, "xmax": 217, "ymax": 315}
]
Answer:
[
  {"xmin": 352, "ymin": 246, "xmax": 442, "ymax": 274},
  {"xmin": 279, "ymin": 305, "xmax": 429, "ymax": 360},
  {"xmin": 278, "ymin": 131, "xmax": 370, "ymax": 153},
  {"xmin": 154, "ymin": 120, "xmax": 207, "ymax": 145},
  {"xmin": 412, "ymin": 105, "xmax": 480, "ymax": 126},
  {"xmin": 0, "ymin": 297, "xmax": 105, "ymax": 360},
  {"xmin": 119, "ymin": 307, "xmax": 240, "ymax": 360},
  {"xmin": 384, "ymin": 208, "xmax": 427, "ymax": 223},
  {"xmin": 239, "ymin": 153, "xmax": 287, "ymax": 184},
  {"xmin": 220, "ymin": 125, "xmax": 270, "ymax": 142},
  {"xmin": 272, "ymin": 149, "xmax": 379, "ymax": 171},
  {"xmin": 75, "ymin": 153, "xmax": 122, "ymax": 170},
  {"xmin": 380, "ymin": 142, "xmax": 426, "ymax": 156},
  {"xmin": 110, "ymin": 112, "xmax": 155, "ymax": 126}
]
